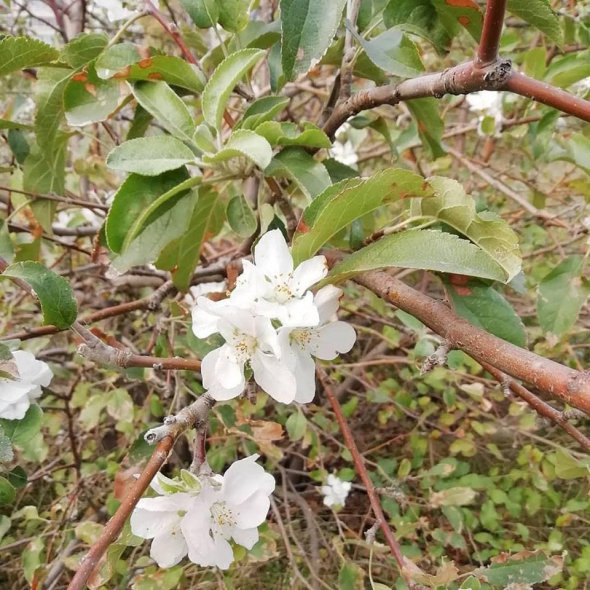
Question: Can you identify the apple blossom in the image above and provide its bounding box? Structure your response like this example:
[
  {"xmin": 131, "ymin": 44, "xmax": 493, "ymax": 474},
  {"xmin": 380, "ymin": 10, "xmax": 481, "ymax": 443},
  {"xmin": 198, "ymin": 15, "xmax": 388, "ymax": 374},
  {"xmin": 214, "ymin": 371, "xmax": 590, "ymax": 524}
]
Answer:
[
  {"xmin": 465, "ymin": 91, "xmax": 503, "ymax": 136},
  {"xmin": 0, "ymin": 350, "xmax": 53, "ymax": 420},
  {"xmin": 131, "ymin": 456, "xmax": 275, "ymax": 570},
  {"xmin": 321, "ymin": 474, "xmax": 352, "ymax": 508},
  {"xmin": 279, "ymin": 285, "xmax": 356, "ymax": 403}
]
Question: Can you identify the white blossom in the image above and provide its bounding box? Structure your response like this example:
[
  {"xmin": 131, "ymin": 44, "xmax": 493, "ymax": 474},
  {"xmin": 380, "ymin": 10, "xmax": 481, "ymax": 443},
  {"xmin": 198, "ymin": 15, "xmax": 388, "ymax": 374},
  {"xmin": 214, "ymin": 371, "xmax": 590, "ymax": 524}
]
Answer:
[
  {"xmin": 131, "ymin": 456, "xmax": 275, "ymax": 570},
  {"xmin": 279, "ymin": 286, "xmax": 356, "ymax": 403},
  {"xmin": 465, "ymin": 91, "xmax": 503, "ymax": 136},
  {"xmin": 0, "ymin": 351, "xmax": 53, "ymax": 420},
  {"xmin": 321, "ymin": 474, "xmax": 352, "ymax": 508}
]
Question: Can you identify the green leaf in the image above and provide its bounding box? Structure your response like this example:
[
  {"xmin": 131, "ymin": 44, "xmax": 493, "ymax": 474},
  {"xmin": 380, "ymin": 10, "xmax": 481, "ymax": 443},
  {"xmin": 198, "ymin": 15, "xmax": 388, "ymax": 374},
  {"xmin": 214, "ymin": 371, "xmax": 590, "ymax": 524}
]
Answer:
[
  {"xmin": 328, "ymin": 229, "xmax": 507, "ymax": 283},
  {"xmin": 240, "ymin": 96, "xmax": 290, "ymax": 129},
  {"xmin": 551, "ymin": 448, "xmax": 590, "ymax": 479},
  {"xmin": 410, "ymin": 176, "xmax": 522, "ymax": 282},
  {"xmin": 430, "ymin": 486, "xmax": 477, "ymax": 507},
  {"xmin": 0, "ymin": 426, "xmax": 13, "ymax": 463},
  {"xmin": 285, "ymin": 409, "xmax": 307, "ymax": 441},
  {"xmin": 0, "ymin": 477, "xmax": 16, "ymax": 505},
  {"xmin": 2, "ymin": 262, "xmax": 77, "ymax": 328},
  {"xmin": 106, "ymin": 168, "xmax": 194, "ymax": 252},
  {"xmin": 0, "ymin": 119, "xmax": 34, "ymax": 130},
  {"xmin": 406, "ymin": 98, "xmax": 445, "ymax": 158},
  {"xmin": 280, "ymin": 0, "xmax": 347, "ymax": 81},
  {"xmin": 106, "ymin": 136, "xmax": 196, "ymax": 176},
  {"xmin": 473, "ymin": 551, "xmax": 563, "ymax": 586},
  {"xmin": 292, "ymin": 168, "xmax": 433, "ymax": 264},
  {"xmin": 255, "ymin": 121, "xmax": 331, "ymax": 148},
  {"xmin": 446, "ymin": 279, "xmax": 527, "ymax": 347},
  {"xmin": 265, "ymin": 147, "xmax": 332, "ymax": 200},
  {"xmin": 507, "ymin": 0, "xmax": 562, "ymax": 45},
  {"xmin": 0, "ymin": 36, "xmax": 59, "ymax": 76},
  {"xmin": 204, "ymin": 129, "xmax": 272, "ymax": 170},
  {"xmin": 132, "ymin": 81, "xmax": 196, "ymax": 142},
  {"xmin": 338, "ymin": 561, "xmax": 365, "ymax": 590},
  {"xmin": 0, "ymin": 405, "xmax": 44, "ymax": 447},
  {"xmin": 95, "ymin": 42, "xmax": 141, "ymax": 77},
  {"xmin": 431, "ymin": 0, "xmax": 483, "ymax": 42},
  {"xmin": 536, "ymin": 256, "xmax": 590, "ymax": 336},
  {"xmin": 555, "ymin": 132, "xmax": 590, "ymax": 174},
  {"xmin": 61, "ymin": 33, "xmax": 108, "ymax": 68},
  {"xmin": 64, "ymin": 63, "xmax": 120, "ymax": 126},
  {"xmin": 217, "ymin": 0, "xmax": 249, "ymax": 32},
  {"xmin": 202, "ymin": 48, "xmax": 266, "ymax": 130},
  {"xmin": 358, "ymin": 29, "xmax": 424, "ymax": 78},
  {"xmin": 111, "ymin": 190, "xmax": 199, "ymax": 273},
  {"xmin": 227, "ymin": 195, "xmax": 257, "ymax": 237},
  {"xmin": 180, "ymin": 0, "xmax": 219, "ymax": 28},
  {"xmin": 156, "ymin": 187, "xmax": 224, "ymax": 291},
  {"xmin": 545, "ymin": 51, "xmax": 590, "ymax": 88}
]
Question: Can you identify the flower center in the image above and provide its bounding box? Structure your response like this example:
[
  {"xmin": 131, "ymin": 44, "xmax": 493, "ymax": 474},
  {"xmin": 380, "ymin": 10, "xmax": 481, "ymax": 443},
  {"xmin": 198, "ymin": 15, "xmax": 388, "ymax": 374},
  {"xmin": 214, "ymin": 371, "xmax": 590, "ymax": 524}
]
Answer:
[
  {"xmin": 231, "ymin": 331, "xmax": 258, "ymax": 362},
  {"xmin": 211, "ymin": 501, "xmax": 236, "ymax": 538}
]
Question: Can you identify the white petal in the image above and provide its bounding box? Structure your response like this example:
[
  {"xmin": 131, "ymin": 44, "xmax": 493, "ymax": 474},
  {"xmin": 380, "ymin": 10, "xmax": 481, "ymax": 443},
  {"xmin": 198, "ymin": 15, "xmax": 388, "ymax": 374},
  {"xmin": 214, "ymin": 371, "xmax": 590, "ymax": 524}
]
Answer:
[
  {"xmin": 254, "ymin": 316, "xmax": 280, "ymax": 357},
  {"xmin": 251, "ymin": 352, "xmax": 297, "ymax": 404},
  {"xmin": 182, "ymin": 501, "xmax": 217, "ymax": 566},
  {"xmin": 149, "ymin": 527, "xmax": 188, "ymax": 568},
  {"xmin": 231, "ymin": 526, "xmax": 259, "ymax": 550},
  {"xmin": 313, "ymin": 285, "xmax": 342, "ymax": 324},
  {"xmin": 191, "ymin": 296, "xmax": 231, "ymax": 338},
  {"xmin": 201, "ymin": 346, "xmax": 245, "ymax": 395},
  {"xmin": 222, "ymin": 456, "xmax": 275, "ymax": 507},
  {"xmin": 13, "ymin": 351, "xmax": 53, "ymax": 387},
  {"xmin": 233, "ymin": 490, "xmax": 271, "ymax": 529},
  {"xmin": 276, "ymin": 292, "xmax": 320, "ymax": 328},
  {"xmin": 312, "ymin": 322, "xmax": 356, "ymax": 360},
  {"xmin": 292, "ymin": 349, "xmax": 317, "ymax": 404},
  {"xmin": 254, "ymin": 229, "xmax": 293, "ymax": 277},
  {"xmin": 291, "ymin": 256, "xmax": 328, "ymax": 294},
  {"xmin": 210, "ymin": 533, "xmax": 235, "ymax": 570},
  {"xmin": 230, "ymin": 260, "xmax": 264, "ymax": 304},
  {"xmin": 0, "ymin": 398, "xmax": 31, "ymax": 420},
  {"xmin": 0, "ymin": 380, "xmax": 32, "ymax": 403},
  {"xmin": 131, "ymin": 505, "xmax": 179, "ymax": 539}
]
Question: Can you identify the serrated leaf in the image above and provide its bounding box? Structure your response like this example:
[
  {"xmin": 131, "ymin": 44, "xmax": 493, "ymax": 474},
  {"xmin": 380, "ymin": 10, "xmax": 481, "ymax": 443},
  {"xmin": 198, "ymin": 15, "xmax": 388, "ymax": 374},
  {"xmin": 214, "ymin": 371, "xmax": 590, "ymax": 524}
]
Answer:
[
  {"xmin": 357, "ymin": 28, "xmax": 424, "ymax": 78},
  {"xmin": 61, "ymin": 33, "xmax": 108, "ymax": 68},
  {"xmin": 202, "ymin": 49, "xmax": 266, "ymax": 130},
  {"xmin": 132, "ymin": 81, "xmax": 196, "ymax": 142},
  {"xmin": 240, "ymin": 96, "xmax": 290, "ymax": 129},
  {"xmin": 265, "ymin": 147, "xmax": 331, "ymax": 200},
  {"xmin": 292, "ymin": 168, "xmax": 433, "ymax": 264},
  {"xmin": 280, "ymin": 0, "xmax": 347, "ymax": 81},
  {"xmin": 227, "ymin": 195, "xmax": 257, "ymax": 237},
  {"xmin": 0, "ymin": 36, "xmax": 59, "ymax": 76},
  {"xmin": 536, "ymin": 256, "xmax": 590, "ymax": 336},
  {"xmin": 410, "ymin": 176, "xmax": 521, "ymax": 281},
  {"xmin": 156, "ymin": 187, "xmax": 224, "ymax": 291},
  {"xmin": 111, "ymin": 190, "xmax": 199, "ymax": 273},
  {"xmin": 329, "ymin": 230, "xmax": 507, "ymax": 283},
  {"xmin": 0, "ymin": 405, "xmax": 44, "ymax": 447},
  {"xmin": 507, "ymin": 0, "xmax": 562, "ymax": 45},
  {"xmin": 255, "ymin": 121, "xmax": 331, "ymax": 148},
  {"xmin": 406, "ymin": 98, "xmax": 445, "ymax": 158},
  {"xmin": 2, "ymin": 262, "xmax": 77, "ymax": 328},
  {"xmin": 64, "ymin": 63, "xmax": 120, "ymax": 126},
  {"xmin": 203, "ymin": 129, "xmax": 272, "ymax": 170},
  {"xmin": 473, "ymin": 551, "xmax": 563, "ymax": 586},
  {"xmin": 446, "ymin": 279, "xmax": 527, "ymax": 347},
  {"xmin": 106, "ymin": 136, "xmax": 196, "ymax": 176},
  {"xmin": 217, "ymin": 0, "xmax": 249, "ymax": 32}
]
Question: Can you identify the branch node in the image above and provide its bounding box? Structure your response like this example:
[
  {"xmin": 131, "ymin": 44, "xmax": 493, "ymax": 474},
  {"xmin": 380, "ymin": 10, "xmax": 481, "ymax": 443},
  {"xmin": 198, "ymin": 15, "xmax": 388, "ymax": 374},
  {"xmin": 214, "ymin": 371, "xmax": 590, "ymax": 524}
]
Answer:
[
  {"xmin": 420, "ymin": 341, "xmax": 451, "ymax": 374},
  {"xmin": 482, "ymin": 58, "xmax": 512, "ymax": 88}
]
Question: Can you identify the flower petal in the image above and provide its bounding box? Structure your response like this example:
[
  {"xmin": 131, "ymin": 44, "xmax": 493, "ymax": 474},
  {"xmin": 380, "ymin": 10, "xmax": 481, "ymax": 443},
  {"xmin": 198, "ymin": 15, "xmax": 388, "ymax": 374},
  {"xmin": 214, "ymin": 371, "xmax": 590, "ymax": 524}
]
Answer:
[
  {"xmin": 251, "ymin": 351, "xmax": 297, "ymax": 404},
  {"xmin": 254, "ymin": 229, "xmax": 293, "ymax": 277},
  {"xmin": 291, "ymin": 256, "xmax": 328, "ymax": 294},
  {"xmin": 275, "ymin": 292, "xmax": 320, "ymax": 328},
  {"xmin": 210, "ymin": 532, "xmax": 235, "ymax": 570},
  {"xmin": 233, "ymin": 490, "xmax": 272, "ymax": 529},
  {"xmin": 149, "ymin": 527, "xmax": 188, "ymax": 568},
  {"xmin": 222, "ymin": 455, "xmax": 275, "ymax": 507},
  {"xmin": 191, "ymin": 296, "xmax": 231, "ymax": 338},
  {"xmin": 201, "ymin": 346, "xmax": 245, "ymax": 397},
  {"xmin": 313, "ymin": 285, "xmax": 342, "ymax": 324},
  {"xmin": 292, "ymin": 349, "xmax": 317, "ymax": 404},
  {"xmin": 13, "ymin": 351, "xmax": 53, "ymax": 387},
  {"xmin": 312, "ymin": 321, "xmax": 356, "ymax": 360},
  {"xmin": 182, "ymin": 501, "xmax": 217, "ymax": 566},
  {"xmin": 131, "ymin": 503, "xmax": 180, "ymax": 539},
  {"xmin": 231, "ymin": 526, "xmax": 259, "ymax": 550}
]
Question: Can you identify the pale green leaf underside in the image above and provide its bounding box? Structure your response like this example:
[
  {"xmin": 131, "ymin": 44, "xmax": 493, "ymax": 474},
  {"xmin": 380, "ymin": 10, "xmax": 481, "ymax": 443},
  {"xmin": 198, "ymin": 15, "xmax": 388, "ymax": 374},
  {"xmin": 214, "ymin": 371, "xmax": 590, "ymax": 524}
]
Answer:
[
  {"xmin": 329, "ymin": 229, "xmax": 507, "ymax": 283},
  {"xmin": 203, "ymin": 129, "xmax": 273, "ymax": 170},
  {"xmin": 411, "ymin": 176, "xmax": 521, "ymax": 281}
]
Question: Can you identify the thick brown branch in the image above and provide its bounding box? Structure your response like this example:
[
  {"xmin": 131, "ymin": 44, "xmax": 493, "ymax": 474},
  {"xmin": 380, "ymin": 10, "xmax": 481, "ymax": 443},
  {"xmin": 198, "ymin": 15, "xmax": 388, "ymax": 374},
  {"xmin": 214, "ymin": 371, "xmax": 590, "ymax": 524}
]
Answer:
[
  {"xmin": 353, "ymin": 270, "xmax": 590, "ymax": 415},
  {"xmin": 478, "ymin": 0, "xmax": 508, "ymax": 65},
  {"xmin": 481, "ymin": 361, "xmax": 590, "ymax": 452},
  {"xmin": 66, "ymin": 436, "xmax": 175, "ymax": 590},
  {"xmin": 503, "ymin": 71, "xmax": 590, "ymax": 122}
]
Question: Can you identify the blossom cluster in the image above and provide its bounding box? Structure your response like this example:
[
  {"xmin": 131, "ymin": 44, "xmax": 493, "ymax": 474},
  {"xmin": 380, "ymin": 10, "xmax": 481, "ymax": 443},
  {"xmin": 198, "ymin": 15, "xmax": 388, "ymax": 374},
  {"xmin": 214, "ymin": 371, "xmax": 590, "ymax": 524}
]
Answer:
[
  {"xmin": 131, "ymin": 455, "xmax": 275, "ymax": 570},
  {"xmin": 191, "ymin": 230, "xmax": 356, "ymax": 404},
  {"xmin": 0, "ymin": 350, "xmax": 53, "ymax": 420}
]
